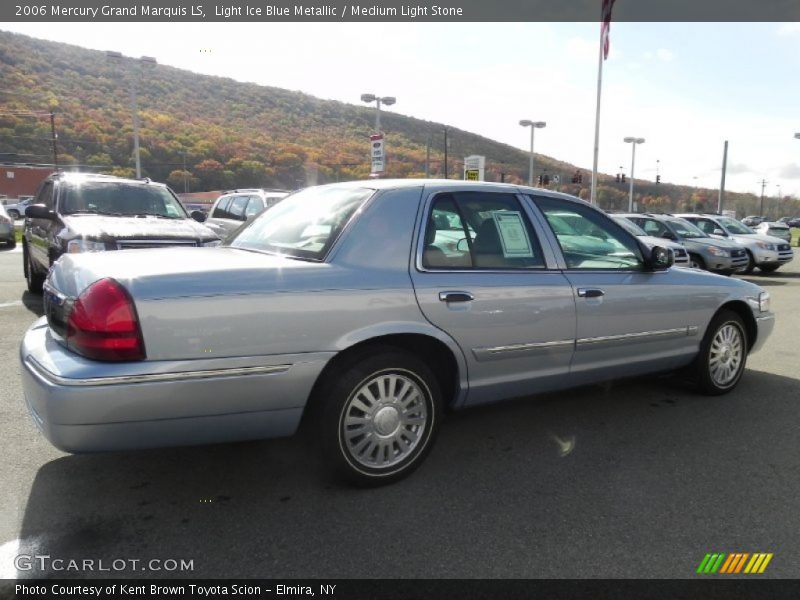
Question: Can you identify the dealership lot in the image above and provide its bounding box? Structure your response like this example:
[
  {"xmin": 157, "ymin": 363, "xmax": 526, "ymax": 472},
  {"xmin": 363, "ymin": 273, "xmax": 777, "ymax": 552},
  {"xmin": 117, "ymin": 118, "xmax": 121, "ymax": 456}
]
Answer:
[{"xmin": 1, "ymin": 246, "xmax": 799, "ymax": 579}]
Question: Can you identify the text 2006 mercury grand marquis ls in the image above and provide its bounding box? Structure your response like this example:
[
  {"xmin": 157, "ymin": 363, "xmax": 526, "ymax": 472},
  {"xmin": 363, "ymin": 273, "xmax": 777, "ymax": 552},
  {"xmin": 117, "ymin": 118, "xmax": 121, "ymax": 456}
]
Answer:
[{"xmin": 20, "ymin": 180, "xmax": 774, "ymax": 485}]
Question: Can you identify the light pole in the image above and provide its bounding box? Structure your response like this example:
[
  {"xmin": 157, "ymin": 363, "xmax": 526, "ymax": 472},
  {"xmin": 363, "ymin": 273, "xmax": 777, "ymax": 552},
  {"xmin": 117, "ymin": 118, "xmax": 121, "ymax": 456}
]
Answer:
[
  {"xmin": 519, "ymin": 120, "xmax": 546, "ymax": 186},
  {"xmin": 360, "ymin": 93, "xmax": 395, "ymax": 134},
  {"xmin": 107, "ymin": 51, "xmax": 156, "ymax": 179},
  {"xmin": 623, "ymin": 137, "xmax": 645, "ymax": 211}
]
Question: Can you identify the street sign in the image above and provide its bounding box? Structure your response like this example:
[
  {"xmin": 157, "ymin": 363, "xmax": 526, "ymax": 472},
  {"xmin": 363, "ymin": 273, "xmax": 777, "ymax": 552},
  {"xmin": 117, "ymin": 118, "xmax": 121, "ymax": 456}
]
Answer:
[
  {"xmin": 463, "ymin": 155, "xmax": 485, "ymax": 181},
  {"xmin": 370, "ymin": 133, "xmax": 385, "ymax": 175}
]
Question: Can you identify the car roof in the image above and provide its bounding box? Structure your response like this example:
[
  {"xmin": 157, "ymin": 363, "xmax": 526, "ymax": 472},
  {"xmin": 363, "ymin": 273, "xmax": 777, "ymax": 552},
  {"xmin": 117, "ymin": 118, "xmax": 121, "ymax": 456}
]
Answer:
[{"xmin": 51, "ymin": 171, "xmax": 168, "ymax": 188}]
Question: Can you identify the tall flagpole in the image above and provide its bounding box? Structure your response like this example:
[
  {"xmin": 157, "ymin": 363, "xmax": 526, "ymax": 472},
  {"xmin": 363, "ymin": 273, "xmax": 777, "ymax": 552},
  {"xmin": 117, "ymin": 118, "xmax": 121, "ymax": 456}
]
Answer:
[{"xmin": 589, "ymin": 25, "xmax": 605, "ymax": 205}]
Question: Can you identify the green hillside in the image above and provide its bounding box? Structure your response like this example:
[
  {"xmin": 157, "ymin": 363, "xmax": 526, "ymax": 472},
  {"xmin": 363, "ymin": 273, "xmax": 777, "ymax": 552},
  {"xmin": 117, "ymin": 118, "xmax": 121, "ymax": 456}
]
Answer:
[{"xmin": 0, "ymin": 30, "xmax": 797, "ymax": 218}]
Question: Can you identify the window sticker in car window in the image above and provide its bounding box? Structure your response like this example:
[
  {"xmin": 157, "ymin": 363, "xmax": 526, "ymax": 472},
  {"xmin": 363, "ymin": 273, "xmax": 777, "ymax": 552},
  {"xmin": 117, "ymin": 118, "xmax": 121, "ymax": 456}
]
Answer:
[{"xmin": 491, "ymin": 211, "xmax": 534, "ymax": 258}]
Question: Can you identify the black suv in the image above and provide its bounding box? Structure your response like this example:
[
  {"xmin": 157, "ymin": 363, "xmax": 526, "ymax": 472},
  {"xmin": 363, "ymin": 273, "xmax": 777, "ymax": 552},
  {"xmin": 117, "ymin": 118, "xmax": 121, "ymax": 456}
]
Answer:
[{"xmin": 23, "ymin": 172, "xmax": 220, "ymax": 292}]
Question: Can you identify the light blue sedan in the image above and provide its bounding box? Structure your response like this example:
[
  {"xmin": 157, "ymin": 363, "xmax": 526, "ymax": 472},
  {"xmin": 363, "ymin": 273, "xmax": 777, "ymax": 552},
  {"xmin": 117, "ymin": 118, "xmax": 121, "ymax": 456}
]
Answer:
[{"xmin": 20, "ymin": 180, "xmax": 774, "ymax": 485}]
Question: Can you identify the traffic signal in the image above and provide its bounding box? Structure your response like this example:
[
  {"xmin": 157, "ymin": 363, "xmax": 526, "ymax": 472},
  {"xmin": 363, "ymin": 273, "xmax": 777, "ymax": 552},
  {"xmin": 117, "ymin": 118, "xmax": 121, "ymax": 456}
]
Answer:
[
  {"xmin": 621, "ymin": 174, "xmax": 626, "ymax": 183},
  {"xmin": 656, "ymin": 175, "xmax": 661, "ymax": 184},
  {"xmin": 537, "ymin": 174, "xmax": 543, "ymax": 185},
  {"xmin": 577, "ymin": 172, "xmax": 583, "ymax": 184},
  {"xmin": 615, "ymin": 174, "xmax": 621, "ymax": 183},
  {"xmin": 543, "ymin": 174, "xmax": 550, "ymax": 186}
]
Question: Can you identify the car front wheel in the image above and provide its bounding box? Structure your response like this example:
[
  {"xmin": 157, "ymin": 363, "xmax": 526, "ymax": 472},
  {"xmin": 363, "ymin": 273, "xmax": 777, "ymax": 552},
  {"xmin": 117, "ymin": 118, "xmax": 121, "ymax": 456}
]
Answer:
[
  {"xmin": 694, "ymin": 309, "xmax": 747, "ymax": 395},
  {"xmin": 741, "ymin": 250, "xmax": 755, "ymax": 274},
  {"xmin": 689, "ymin": 254, "xmax": 706, "ymax": 270},
  {"xmin": 319, "ymin": 348, "xmax": 442, "ymax": 486},
  {"xmin": 23, "ymin": 245, "xmax": 45, "ymax": 293}
]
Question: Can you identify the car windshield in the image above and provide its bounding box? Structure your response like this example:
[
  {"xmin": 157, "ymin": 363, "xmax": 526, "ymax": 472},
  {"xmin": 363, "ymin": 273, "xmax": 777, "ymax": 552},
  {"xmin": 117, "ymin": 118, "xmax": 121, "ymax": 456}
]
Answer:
[
  {"xmin": 667, "ymin": 218, "xmax": 708, "ymax": 238},
  {"xmin": 230, "ymin": 186, "xmax": 374, "ymax": 260},
  {"xmin": 61, "ymin": 182, "xmax": 188, "ymax": 218},
  {"xmin": 717, "ymin": 217, "xmax": 754, "ymax": 234},
  {"xmin": 612, "ymin": 216, "xmax": 647, "ymax": 236}
]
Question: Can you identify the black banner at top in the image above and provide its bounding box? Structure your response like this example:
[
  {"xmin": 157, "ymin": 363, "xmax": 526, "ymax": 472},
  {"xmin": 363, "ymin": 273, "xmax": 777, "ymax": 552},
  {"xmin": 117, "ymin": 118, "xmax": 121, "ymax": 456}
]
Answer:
[{"xmin": 2, "ymin": 0, "xmax": 800, "ymax": 22}]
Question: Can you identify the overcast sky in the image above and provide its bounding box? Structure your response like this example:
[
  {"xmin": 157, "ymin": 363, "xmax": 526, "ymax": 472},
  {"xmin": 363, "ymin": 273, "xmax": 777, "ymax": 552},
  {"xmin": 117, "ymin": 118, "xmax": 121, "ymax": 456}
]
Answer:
[{"xmin": 3, "ymin": 21, "xmax": 800, "ymax": 197}]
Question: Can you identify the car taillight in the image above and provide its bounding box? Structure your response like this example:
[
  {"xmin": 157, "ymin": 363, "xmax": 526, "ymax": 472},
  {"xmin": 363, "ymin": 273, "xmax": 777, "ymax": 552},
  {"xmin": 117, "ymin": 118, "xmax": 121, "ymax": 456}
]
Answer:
[{"xmin": 66, "ymin": 278, "xmax": 145, "ymax": 361}]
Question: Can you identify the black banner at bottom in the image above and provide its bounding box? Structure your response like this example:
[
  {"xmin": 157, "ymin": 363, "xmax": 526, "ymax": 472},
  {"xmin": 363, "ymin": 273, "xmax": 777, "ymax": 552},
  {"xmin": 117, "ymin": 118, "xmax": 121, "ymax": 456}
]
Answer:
[{"xmin": 3, "ymin": 579, "xmax": 800, "ymax": 600}]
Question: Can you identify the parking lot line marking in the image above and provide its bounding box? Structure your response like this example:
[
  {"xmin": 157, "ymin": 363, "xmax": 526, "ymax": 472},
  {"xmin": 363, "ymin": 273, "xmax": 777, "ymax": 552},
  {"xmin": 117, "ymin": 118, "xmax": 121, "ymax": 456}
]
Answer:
[{"xmin": 0, "ymin": 300, "xmax": 23, "ymax": 308}]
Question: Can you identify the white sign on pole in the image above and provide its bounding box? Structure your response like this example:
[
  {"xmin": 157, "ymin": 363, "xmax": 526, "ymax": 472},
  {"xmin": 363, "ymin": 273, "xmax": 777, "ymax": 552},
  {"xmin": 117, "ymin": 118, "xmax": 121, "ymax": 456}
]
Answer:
[
  {"xmin": 463, "ymin": 155, "xmax": 485, "ymax": 181},
  {"xmin": 370, "ymin": 133, "xmax": 385, "ymax": 175}
]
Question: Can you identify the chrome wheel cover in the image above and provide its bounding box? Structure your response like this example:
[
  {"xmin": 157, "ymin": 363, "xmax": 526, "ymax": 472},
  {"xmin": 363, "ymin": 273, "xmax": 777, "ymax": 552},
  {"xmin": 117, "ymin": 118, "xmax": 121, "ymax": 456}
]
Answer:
[
  {"xmin": 708, "ymin": 323, "xmax": 744, "ymax": 387},
  {"xmin": 340, "ymin": 370, "xmax": 429, "ymax": 470}
]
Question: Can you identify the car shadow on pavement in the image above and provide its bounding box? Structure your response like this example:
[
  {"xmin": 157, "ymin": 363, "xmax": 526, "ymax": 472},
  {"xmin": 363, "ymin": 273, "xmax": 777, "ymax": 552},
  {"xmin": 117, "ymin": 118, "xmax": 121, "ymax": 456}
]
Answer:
[
  {"xmin": 21, "ymin": 291, "xmax": 44, "ymax": 317},
  {"xmin": 13, "ymin": 369, "xmax": 800, "ymax": 579}
]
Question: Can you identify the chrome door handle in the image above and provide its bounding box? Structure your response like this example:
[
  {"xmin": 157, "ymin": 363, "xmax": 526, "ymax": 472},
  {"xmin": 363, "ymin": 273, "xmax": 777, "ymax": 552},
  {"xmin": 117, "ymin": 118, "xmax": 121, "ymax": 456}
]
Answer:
[
  {"xmin": 439, "ymin": 291, "xmax": 475, "ymax": 303},
  {"xmin": 577, "ymin": 288, "xmax": 605, "ymax": 298}
]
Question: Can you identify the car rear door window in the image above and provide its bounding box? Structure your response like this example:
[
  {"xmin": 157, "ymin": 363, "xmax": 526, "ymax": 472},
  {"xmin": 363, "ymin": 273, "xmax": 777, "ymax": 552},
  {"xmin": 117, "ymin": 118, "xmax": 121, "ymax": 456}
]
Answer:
[
  {"xmin": 229, "ymin": 196, "xmax": 249, "ymax": 221},
  {"xmin": 422, "ymin": 192, "xmax": 545, "ymax": 270},
  {"xmin": 244, "ymin": 196, "xmax": 264, "ymax": 219},
  {"xmin": 212, "ymin": 196, "xmax": 231, "ymax": 219}
]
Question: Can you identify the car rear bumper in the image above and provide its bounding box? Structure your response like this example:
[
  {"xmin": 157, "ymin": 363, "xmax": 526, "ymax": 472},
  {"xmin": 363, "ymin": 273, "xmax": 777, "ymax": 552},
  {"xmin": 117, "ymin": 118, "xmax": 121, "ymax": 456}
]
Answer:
[{"xmin": 20, "ymin": 318, "xmax": 332, "ymax": 453}]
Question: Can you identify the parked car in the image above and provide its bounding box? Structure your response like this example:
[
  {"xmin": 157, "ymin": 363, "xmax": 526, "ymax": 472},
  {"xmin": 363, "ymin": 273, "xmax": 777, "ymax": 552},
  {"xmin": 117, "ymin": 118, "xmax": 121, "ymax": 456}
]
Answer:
[
  {"xmin": 0, "ymin": 203, "xmax": 15, "ymax": 247},
  {"xmin": 22, "ymin": 172, "xmax": 220, "ymax": 293},
  {"xmin": 787, "ymin": 217, "xmax": 800, "ymax": 228},
  {"xmin": 610, "ymin": 215, "xmax": 690, "ymax": 266},
  {"xmin": 20, "ymin": 180, "xmax": 774, "ymax": 486},
  {"xmin": 753, "ymin": 221, "xmax": 792, "ymax": 244},
  {"xmin": 675, "ymin": 213, "xmax": 793, "ymax": 274},
  {"xmin": 742, "ymin": 215, "xmax": 766, "ymax": 227},
  {"xmin": 621, "ymin": 213, "xmax": 748, "ymax": 275},
  {"xmin": 202, "ymin": 188, "xmax": 290, "ymax": 238},
  {"xmin": 5, "ymin": 197, "xmax": 33, "ymax": 220}
]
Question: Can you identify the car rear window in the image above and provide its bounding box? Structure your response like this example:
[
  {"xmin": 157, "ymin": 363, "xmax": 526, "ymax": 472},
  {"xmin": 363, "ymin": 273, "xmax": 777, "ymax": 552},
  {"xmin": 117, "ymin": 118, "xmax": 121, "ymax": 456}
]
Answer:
[{"xmin": 230, "ymin": 186, "xmax": 374, "ymax": 260}]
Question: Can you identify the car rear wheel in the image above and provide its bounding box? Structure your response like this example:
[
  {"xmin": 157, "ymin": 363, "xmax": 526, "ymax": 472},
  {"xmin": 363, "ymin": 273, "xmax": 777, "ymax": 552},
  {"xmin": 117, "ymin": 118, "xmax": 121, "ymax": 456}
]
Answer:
[
  {"xmin": 318, "ymin": 348, "xmax": 442, "ymax": 486},
  {"xmin": 689, "ymin": 254, "xmax": 706, "ymax": 270},
  {"xmin": 693, "ymin": 309, "xmax": 747, "ymax": 396},
  {"xmin": 24, "ymin": 245, "xmax": 45, "ymax": 293}
]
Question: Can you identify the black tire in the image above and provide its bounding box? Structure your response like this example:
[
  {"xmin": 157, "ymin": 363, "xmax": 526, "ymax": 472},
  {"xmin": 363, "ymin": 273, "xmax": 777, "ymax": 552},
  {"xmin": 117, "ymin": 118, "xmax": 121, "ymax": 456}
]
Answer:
[
  {"xmin": 6, "ymin": 238, "xmax": 15, "ymax": 249},
  {"xmin": 24, "ymin": 245, "xmax": 45, "ymax": 294},
  {"xmin": 741, "ymin": 250, "xmax": 755, "ymax": 274},
  {"xmin": 759, "ymin": 265, "xmax": 779, "ymax": 274},
  {"xmin": 7, "ymin": 209, "xmax": 19, "ymax": 220},
  {"xmin": 689, "ymin": 254, "xmax": 706, "ymax": 270},
  {"xmin": 692, "ymin": 309, "xmax": 748, "ymax": 396},
  {"xmin": 316, "ymin": 347, "xmax": 442, "ymax": 486}
]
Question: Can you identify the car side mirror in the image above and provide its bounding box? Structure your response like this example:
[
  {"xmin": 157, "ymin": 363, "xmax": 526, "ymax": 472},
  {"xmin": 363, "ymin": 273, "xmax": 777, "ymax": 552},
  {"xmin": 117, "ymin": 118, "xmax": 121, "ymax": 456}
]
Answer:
[
  {"xmin": 648, "ymin": 246, "xmax": 674, "ymax": 271},
  {"xmin": 190, "ymin": 210, "xmax": 207, "ymax": 223},
  {"xmin": 713, "ymin": 228, "xmax": 725, "ymax": 236},
  {"xmin": 662, "ymin": 231, "xmax": 677, "ymax": 241},
  {"xmin": 25, "ymin": 204, "xmax": 56, "ymax": 220}
]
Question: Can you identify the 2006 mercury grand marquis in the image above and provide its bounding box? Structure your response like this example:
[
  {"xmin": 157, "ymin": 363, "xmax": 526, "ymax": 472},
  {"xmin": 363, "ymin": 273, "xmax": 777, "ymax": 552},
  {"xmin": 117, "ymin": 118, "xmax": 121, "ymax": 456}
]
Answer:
[{"xmin": 20, "ymin": 180, "xmax": 774, "ymax": 485}]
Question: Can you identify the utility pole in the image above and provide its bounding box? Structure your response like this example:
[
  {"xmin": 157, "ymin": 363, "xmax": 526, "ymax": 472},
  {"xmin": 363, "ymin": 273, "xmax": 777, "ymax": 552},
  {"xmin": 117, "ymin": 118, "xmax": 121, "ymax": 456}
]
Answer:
[
  {"xmin": 49, "ymin": 111, "xmax": 58, "ymax": 170},
  {"xmin": 443, "ymin": 127, "xmax": 449, "ymax": 179},
  {"xmin": 425, "ymin": 132, "xmax": 431, "ymax": 178},
  {"xmin": 182, "ymin": 151, "xmax": 188, "ymax": 192},
  {"xmin": 758, "ymin": 178, "xmax": 768, "ymax": 217},
  {"xmin": 718, "ymin": 140, "xmax": 728, "ymax": 213}
]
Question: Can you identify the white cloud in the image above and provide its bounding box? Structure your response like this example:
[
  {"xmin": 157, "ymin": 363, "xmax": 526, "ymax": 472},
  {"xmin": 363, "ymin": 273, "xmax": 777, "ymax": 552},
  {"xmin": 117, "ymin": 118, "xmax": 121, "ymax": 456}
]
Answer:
[{"xmin": 656, "ymin": 49, "xmax": 674, "ymax": 62}]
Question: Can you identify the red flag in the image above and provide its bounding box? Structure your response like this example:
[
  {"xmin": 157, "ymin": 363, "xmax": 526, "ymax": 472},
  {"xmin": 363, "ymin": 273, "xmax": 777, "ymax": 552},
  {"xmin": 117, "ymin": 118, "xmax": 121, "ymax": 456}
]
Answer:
[{"xmin": 601, "ymin": 0, "xmax": 616, "ymax": 60}]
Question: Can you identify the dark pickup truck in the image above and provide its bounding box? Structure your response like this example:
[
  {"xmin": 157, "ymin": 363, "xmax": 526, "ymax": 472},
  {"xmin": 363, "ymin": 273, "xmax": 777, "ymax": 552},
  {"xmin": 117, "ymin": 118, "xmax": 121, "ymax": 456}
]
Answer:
[{"xmin": 23, "ymin": 172, "xmax": 220, "ymax": 292}]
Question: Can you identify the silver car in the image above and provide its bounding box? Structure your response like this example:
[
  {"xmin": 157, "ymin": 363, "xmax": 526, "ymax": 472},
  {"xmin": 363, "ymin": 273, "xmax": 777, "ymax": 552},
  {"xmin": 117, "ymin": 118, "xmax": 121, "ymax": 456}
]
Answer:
[
  {"xmin": 753, "ymin": 221, "xmax": 792, "ymax": 244},
  {"xmin": 203, "ymin": 188, "xmax": 290, "ymax": 239},
  {"xmin": 676, "ymin": 213, "xmax": 793, "ymax": 274},
  {"xmin": 20, "ymin": 181, "xmax": 774, "ymax": 485},
  {"xmin": 611, "ymin": 215, "xmax": 690, "ymax": 266},
  {"xmin": 0, "ymin": 203, "xmax": 15, "ymax": 247},
  {"xmin": 622, "ymin": 213, "xmax": 749, "ymax": 275}
]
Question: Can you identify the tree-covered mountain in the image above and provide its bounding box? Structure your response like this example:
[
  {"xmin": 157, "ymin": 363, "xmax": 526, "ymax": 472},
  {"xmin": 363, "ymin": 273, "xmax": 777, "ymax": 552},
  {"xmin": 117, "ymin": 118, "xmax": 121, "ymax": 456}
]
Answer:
[{"xmin": 0, "ymin": 30, "xmax": 797, "ymax": 218}]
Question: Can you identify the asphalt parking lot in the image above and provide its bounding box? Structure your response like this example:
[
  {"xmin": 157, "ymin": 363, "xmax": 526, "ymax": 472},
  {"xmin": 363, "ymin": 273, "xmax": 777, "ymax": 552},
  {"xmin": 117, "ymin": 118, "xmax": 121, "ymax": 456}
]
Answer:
[{"xmin": 1, "ymin": 244, "xmax": 799, "ymax": 579}]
